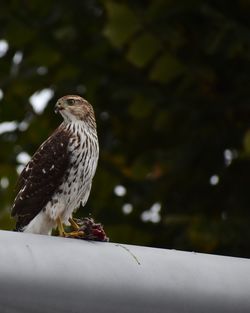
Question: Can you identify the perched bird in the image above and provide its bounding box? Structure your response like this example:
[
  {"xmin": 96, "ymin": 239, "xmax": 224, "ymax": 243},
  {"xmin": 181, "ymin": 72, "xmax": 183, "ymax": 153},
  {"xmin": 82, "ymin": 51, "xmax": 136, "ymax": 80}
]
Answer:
[{"xmin": 11, "ymin": 95, "xmax": 99, "ymax": 236}]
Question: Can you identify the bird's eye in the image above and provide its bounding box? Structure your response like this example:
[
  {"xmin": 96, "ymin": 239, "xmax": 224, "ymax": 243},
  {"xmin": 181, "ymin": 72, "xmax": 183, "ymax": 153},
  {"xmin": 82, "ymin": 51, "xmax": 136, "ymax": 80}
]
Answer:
[{"xmin": 67, "ymin": 99, "xmax": 75, "ymax": 106}]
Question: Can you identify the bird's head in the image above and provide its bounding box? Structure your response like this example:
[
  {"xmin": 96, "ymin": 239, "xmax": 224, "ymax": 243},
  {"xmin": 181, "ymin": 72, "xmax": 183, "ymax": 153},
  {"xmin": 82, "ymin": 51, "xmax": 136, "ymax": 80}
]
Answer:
[{"xmin": 55, "ymin": 95, "xmax": 95, "ymax": 124}]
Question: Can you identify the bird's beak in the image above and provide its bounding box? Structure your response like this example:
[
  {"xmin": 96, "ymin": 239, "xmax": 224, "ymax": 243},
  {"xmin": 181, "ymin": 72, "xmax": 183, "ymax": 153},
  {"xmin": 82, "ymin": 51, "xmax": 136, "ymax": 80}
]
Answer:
[{"xmin": 54, "ymin": 100, "xmax": 65, "ymax": 114}]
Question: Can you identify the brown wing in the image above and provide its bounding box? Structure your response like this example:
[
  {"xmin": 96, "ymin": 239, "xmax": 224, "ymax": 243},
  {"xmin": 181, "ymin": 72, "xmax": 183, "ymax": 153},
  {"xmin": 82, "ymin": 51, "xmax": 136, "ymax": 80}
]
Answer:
[{"xmin": 12, "ymin": 126, "xmax": 71, "ymax": 230}]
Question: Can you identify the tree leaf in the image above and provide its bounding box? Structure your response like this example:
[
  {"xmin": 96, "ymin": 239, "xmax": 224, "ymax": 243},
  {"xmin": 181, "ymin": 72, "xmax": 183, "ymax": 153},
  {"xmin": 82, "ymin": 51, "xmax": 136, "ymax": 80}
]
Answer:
[
  {"xmin": 149, "ymin": 52, "xmax": 184, "ymax": 83},
  {"xmin": 103, "ymin": 1, "xmax": 140, "ymax": 48},
  {"xmin": 128, "ymin": 95, "xmax": 154, "ymax": 118},
  {"xmin": 126, "ymin": 33, "xmax": 161, "ymax": 67}
]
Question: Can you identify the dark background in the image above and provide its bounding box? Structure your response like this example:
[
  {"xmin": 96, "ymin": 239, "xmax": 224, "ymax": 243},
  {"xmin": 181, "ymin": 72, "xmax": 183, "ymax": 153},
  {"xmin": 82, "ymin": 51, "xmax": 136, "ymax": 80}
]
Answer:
[{"xmin": 1, "ymin": 0, "xmax": 250, "ymax": 258}]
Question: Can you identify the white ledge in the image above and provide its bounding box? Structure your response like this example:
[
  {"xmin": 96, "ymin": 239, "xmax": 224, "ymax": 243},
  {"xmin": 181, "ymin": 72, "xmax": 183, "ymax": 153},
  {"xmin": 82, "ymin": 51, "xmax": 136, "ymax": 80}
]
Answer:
[{"xmin": 0, "ymin": 230, "xmax": 250, "ymax": 313}]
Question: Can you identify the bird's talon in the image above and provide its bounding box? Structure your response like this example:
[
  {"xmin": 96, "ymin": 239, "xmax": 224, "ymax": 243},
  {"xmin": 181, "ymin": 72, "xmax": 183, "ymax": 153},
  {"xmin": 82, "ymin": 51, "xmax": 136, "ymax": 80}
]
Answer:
[
  {"xmin": 68, "ymin": 217, "xmax": 81, "ymax": 231},
  {"xmin": 64, "ymin": 230, "xmax": 85, "ymax": 238}
]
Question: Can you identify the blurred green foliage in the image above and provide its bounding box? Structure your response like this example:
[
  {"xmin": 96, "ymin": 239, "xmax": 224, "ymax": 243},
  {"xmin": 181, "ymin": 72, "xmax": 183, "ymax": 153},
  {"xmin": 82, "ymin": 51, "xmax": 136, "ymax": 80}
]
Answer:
[{"xmin": 1, "ymin": 0, "xmax": 250, "ymax": 257}]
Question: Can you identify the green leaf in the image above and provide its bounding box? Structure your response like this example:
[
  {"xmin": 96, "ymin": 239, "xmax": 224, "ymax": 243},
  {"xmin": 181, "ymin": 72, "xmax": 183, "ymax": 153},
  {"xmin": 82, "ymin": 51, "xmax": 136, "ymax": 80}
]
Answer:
[
  {"xmin": 149, "ymin": 52, "xmax": 184, "ymax": 83},
  {"xmin": 104, "ymin": 1, "xmax": 140, "ymax": 48},
  {"xmin": 126, "ymin": 33, "xmax": 161, "ymax": 67},
  {"xmin": 128, "ymin": 95, "xmax": 154, "ymax": 118}
]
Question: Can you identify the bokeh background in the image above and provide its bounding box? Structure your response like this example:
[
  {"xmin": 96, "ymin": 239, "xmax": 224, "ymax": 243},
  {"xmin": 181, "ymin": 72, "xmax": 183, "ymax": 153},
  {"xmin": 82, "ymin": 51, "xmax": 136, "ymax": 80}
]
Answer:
[{"xmin": 1, "ymin": 0, "xmax": 250, "ymax": 258}]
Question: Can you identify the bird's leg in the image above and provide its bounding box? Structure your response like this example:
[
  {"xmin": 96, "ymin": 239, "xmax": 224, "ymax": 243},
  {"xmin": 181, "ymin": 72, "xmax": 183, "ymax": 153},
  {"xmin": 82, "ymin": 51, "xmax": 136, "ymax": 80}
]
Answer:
[
  {"xmin": 66, "ymin": 217, "xmax": 84, "ymax": 237},
  {"xmin": 56, "ymin": 216, "xmax": 84, "ymax": 238},
  {"xmin": 68, "ymin": 217, "xmax": 80, "ymax": 231},
  {"xmin": 66, "ymin": 219, "xmax": 84, "ymax": 237},
  {"xmin": 57, "ymin": 217, "xmax": 66, "ymax": 237}
]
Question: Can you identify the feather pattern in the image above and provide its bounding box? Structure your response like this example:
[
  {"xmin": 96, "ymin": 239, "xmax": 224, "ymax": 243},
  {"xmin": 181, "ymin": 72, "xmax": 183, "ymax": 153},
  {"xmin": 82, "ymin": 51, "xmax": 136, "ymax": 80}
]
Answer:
[
  {"xmin": 12, "ymin": 125, "xmax": 71, "ymax": 230},
  {"xmin": 11, "ymin": 95, "xmax": 99, "ymax": 235}
]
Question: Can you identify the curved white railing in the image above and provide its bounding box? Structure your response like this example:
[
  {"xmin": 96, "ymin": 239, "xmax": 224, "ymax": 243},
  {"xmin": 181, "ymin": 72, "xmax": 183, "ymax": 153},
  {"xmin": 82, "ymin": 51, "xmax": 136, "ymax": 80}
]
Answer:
[{"xmin": 0, "ymin": 230, "xmax": 250, "ymax": 313}]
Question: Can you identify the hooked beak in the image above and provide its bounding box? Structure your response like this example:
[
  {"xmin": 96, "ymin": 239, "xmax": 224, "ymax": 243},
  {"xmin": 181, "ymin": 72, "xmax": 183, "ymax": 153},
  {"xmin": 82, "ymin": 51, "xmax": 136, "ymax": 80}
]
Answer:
[{"xmin": 54, "ymin": 100, "xmax": 65, "ymax": 114}]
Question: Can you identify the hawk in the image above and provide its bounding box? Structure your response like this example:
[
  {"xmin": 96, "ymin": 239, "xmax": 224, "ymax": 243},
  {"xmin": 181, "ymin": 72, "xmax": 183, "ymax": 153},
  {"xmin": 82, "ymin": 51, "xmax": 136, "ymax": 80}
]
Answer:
[{"xmin": 11, "ymin": 95, "xmax": 99, "ymax": 236}]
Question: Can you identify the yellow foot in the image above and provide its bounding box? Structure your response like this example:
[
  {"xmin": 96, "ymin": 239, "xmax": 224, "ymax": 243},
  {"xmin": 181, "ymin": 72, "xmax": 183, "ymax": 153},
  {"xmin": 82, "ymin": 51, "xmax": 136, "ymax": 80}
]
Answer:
[
  {"xmin": 68, "ymin": 217, "xmax": 80, "ymax": 231},
  {"xmin": 57, "ymin": 217, "xmax": 65, "ymax": 237},
  {"xmin": 64, "ymin": 230, "xmax": 84, "ymax": 238},
  {"xmin": 56, "ymin": 217, "xmax": 84, "ymax": 238}
]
